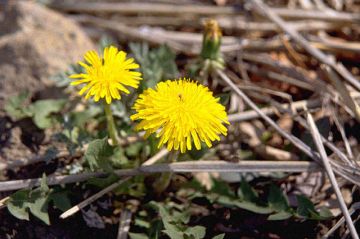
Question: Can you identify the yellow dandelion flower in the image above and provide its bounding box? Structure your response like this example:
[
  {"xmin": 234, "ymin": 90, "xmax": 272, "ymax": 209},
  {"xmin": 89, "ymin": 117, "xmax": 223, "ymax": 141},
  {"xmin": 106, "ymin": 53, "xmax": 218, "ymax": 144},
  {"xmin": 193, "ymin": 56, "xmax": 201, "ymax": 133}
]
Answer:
[
  {"xmin": 131, "ymin": 79, "xmax": 229, "ymax": 153},
  {"xmin": 70, "ymin": 45, "xmax": 142, "ymax": 104}
]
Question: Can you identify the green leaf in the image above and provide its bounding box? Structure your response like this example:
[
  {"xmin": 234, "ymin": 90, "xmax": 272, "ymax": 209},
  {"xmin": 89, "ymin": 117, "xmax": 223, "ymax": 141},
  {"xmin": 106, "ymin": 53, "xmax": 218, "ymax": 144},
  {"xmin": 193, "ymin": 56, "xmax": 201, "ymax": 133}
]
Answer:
[
  {"xmin": 135, "ymin": 218, "xmax": 151, "ymax": 228},
  {"xmin": 28, "ymin": 175, "xmax": 51, "ymax": 225},
  {"xmin": 51, "ymin": 63, "xmax": 84, "ymax": 87},
  {"xmin": 238, "ymin": 181, "xmax": 258, "ymax": 202},
  {"xmin": 304, "ymin": 206, "xmax": 333, "ymax": 220},
  {"xmin": 40, "ymin": 174, "xmax": 49, "ymax": 193},
  {"xmin": 7, "ymin": 202, "xmax": 29, "ymax": 221},
  {"xmin": 296, "ymin": 195, "xmax": 317, "ymax": 218},
  {"xmin": 319, "ymin": 207, "xmax": 333, "ymax": 219},
  {"xmin": 114, "ymin": 177, "xmax": 146, "ymax": 197},
  {"xmin": 98, "ymin": 35, "xmax": 115, "ymax": 52},
  {"xmin": 49, "ymin": 192, "xmax": 72, "ymax": 212},
  {"xmin": 212, "ymin": 234, "xmax": 225, "ymax": 239},
  {"xmin": 261, "ymin": 131, "xmax": 272, "ymax": 143},
  {"xmin": 187, "ymin": 146, "xmax": 209, "ymax": 160},
  {"xmin": 211, "ymin": 179, "xmax": 235, "ymax": 197},
  {"xmin": 158, "ymin": 204, "xmax": 172, "ymax": 222},
  {"xmin": 87, "ymin": 174, "xmax": 119, "ymax": 188},
  {"xmin": 216, "ymin": 196, "xmax": 273, "ymax": 214},
  {"xmin": 28, "ymin": 196, "xmax": 50, "ymax": 225},
  {"xmin": 149, "ymin": 219, "xmax": 163, "ymax": 239},
  {"xmin": 69, "ymin": 105, "xmax": 101, "ymax": 128},
  {"xmin": 218, "ymin": 93, "xmax": 230, "ymax": 106},
  {"xmin": 233, "ymin": 201, "xmax": 273, "ymax": 214},
  {"xmin": 110, "ymin": 146, "xmax": 129, "ymax": 168},
  {"xmin": 129, "ymin": 233, "xmax": 149, "ymax": 239},
  {"xmin": 4, "ymin": 91, "xmax": 30, "ymax": 120},
  {"xmin": 129, "ymin": 42, "xmax": 179, "ymax": 89},
  {"xmin": 7, "ymin": 178, "xmax": 51, "ymax": 225},
  {"xmin": 28, "ymin": 99, "xmax": 66, "ymax": 129},
  {"xmin": 184, "ymin": 226, "xmax": 206, "ymax": 239},
  {"xmin": 84, "ymin": 138, "xmax": 114, "ymax": 171},
  {"xmin": 7, "ymin": 190, "xmax": 30, "ymax": 221},
  {"xmin": 125, "ymin": 142, "xmax": 144, "ymax": 157},
  {"xmin": 154, "ymin": 203, "xmax": 184, "ymax": 239},
  {"xmin": 268, "ymin": 211, "xmax": 292, "ymax": 220},
  {"xmin": 42, "ymin": 147, "xmax": 59, "ymax": 163},
  {"xmin": 172, "ymin": 210, "xmax": 190, "ymax": 225},
  {"xmin": 163, "ymin": 228, "xmax": 184, "ymax": 239},
  {"xmin": 150, "ymin": 202, "xmax": 207, "ymax": 239},
  {"xmin": 268, "ymin": 184, "xmax": 289, "ymax": 212}
]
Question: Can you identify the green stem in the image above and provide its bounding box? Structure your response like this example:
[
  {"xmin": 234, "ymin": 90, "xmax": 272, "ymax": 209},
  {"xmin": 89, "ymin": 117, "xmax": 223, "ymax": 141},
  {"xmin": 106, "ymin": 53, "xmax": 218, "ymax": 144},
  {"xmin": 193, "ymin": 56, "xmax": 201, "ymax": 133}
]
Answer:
[
  {"xmin": 153, "ymin": 151, "xmax": 178, "ymax": 194},
  {"xmin": 104, "ymin": 102, "xmax": 119, "ymax": 145}
]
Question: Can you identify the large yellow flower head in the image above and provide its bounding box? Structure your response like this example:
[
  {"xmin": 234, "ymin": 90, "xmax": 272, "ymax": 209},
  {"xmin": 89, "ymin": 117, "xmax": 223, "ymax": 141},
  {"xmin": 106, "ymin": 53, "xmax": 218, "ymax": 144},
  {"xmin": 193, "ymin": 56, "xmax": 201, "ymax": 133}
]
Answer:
[
  {"xmin": 70, "ymin": 46, "xmax": 142, "ymax": 104},
  {"xmin": 131, "ymin": 79, "xmax": 229, "ymax": 153}
]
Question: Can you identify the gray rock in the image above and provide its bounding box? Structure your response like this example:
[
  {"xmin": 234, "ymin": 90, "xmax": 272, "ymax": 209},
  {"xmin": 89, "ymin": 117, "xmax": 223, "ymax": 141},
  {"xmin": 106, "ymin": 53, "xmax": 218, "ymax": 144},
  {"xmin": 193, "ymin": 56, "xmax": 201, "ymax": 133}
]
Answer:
[{"xmin": 0, "ymin": 1, "xmax": 94, "ymax": 107}]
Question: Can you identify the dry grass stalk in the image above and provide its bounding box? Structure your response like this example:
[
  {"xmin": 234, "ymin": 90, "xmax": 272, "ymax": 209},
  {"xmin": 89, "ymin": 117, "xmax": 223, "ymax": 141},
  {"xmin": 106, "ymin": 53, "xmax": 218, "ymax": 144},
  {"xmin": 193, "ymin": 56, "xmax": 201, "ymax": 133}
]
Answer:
[
  {"xmin": 252, "ymin": 0, "xmax": 360, "ymax": 92},
  {"xmin": 306, "ymin": 111, "xmax": 359, "ymax": 239},
  {"xmin": 0, "ymin": 160, "xmax": 321, "ymax": 193},
  {"xmin": 50, "ymin": 2, "xmax": 360, "ymax": 23},
  {"xmin": 117, "ymin": 209, "xmax": 132, "ymax": 239}
]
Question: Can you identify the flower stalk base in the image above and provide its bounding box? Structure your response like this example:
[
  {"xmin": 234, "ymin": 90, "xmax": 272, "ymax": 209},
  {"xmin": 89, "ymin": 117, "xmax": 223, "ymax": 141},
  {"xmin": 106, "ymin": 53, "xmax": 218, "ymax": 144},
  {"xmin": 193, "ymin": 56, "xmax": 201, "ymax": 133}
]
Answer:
[
  {"xmin": 153, "ymin": 151, "xmax": 178, "ymax": 194},
  {"xmin": 104, "ymin": 102, "xmax": 119, "ymax": 145}
]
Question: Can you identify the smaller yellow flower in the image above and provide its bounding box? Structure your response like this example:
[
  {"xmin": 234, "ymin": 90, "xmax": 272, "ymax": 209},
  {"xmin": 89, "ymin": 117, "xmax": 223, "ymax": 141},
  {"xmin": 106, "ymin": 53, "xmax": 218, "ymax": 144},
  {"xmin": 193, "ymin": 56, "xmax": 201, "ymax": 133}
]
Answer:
[
  {"xmin": 131, "ymin": 79, "xmax": 229, "ymax": 153},
  {"xmin": 70, "ymin": 46, "xmax": 142, "ymax": 104}
]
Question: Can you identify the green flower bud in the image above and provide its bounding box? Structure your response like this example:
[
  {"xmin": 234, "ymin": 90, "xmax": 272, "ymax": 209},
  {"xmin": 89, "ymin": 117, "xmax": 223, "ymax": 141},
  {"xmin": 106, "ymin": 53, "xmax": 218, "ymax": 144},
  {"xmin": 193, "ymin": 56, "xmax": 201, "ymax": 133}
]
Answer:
[{"xmin": 200, "ymin": 19, "xmax": 222, "ymax": 61}]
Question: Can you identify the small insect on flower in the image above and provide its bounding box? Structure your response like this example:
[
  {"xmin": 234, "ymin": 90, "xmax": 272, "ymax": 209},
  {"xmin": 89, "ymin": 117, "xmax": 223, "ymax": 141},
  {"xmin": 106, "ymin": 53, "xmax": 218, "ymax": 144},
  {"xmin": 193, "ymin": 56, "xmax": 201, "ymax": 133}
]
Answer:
[
  {"xmin": 131, "ymin": 79, "xmax": 229, "ymax": 153},
  {"xmin": 70, "ymin": 46, "xmax": 142, "ymax": 104}
]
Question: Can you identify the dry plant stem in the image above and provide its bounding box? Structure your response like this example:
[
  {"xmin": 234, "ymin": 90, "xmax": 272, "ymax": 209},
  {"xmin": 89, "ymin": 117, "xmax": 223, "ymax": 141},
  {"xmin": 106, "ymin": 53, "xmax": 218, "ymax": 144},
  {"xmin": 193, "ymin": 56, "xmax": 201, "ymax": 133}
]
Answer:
[
  {"xmin": 252, "ymin": 0, "xmax": 360, "ymax": 92},
  {"xmin": 216, "ymin": 17, "xmax": 343, "ymax": 32},
  {"xmin": 227, "ymin": 98, "xmax": 321, "ymax": 122},
  {"xmin": 325, "ymin": 66, "xmax": 360, "ymax": 122},
  {"xmin": 51, "ymin": 2, "xmax": 360, "ymax": 22},
  {"xmin": 134, "ymin": 27, "xmax": 360, "ymax": 54},
  {"xmin": 219, "ymin": 69, "xmax": 360, "ymax": 184},
  {"xmin": 236, "ymin": 83, "xmax": 293, "ymax": 101},
  {"xmin": 112, "ymin": 16, "xmax": 342, "ymax": 33},
  {"xmin": 59, "ymin": 148, "xmax": 169, "ymax": 219},
  {"xmin": 309, "ymin": 36, "xmax": 360, "ymax": 53},
  {"xmin": 224, "ymin": 37, "xmax": 359, "ymax": 54},
  {"xmin": 306, "ymin": 111, "xmax": 359, "ymax": 239},
  {"xmin": 117, "ymin": 209, "xmax": 132, "ymax": 239},
  {"xmin": 295, "ymin": 116, "xmax": 355, "ymax": 166},
  {"xmin": 239, "ymin": 53, "xmax": 322, "ymax": 89},
  {"xmin": 77, "ymin": 18, "xmax": 351, "ymax": 55},
  {"xmin": 227, "ymin": 88, "xmax": 357, "ymax": 167},
  {"xmin": 323, "ymin": 202, "xmax": 360, "ymax": 238},
  {"xmin": 75, "ymin": 15, "xmax": 192, "ymax": 54},
  {"xmin": 0, "ymin": 196, "xmax": 9, "ymax": 209},
  {"xmin": 332, "ymin": 110, "xmax": 354, "ymax": 160},
  {"xmin": 217, "ymin": 69, "xmax": 319, "ymax": 160},
  {"xmin": 51, "ymin": 2, "xmax": 239, "ymax": 15},
  {"xmin": 142, "ymin": 148, "xmax": 169, "ymax": 166},
  {"xmin": 224, "ymin": 71, "xmax": 359, "ymax": 167},
  {"xmin": 104, "ymin": 102, "xmax": 119, "ymax": 145},
  {"xmin": 239, "ymin": 122, "xmax": 299, "ymax": 161},
  {"xmin": 60, "ymin": 177, "xmax": 131, "ymax": 219},
  {"xmin": 0, "ymin": 161, "xmax": 320, "ymax": 192},
  {"xmin": 243, "ymin": 64, "xmax": 314, "ymax": 91}
]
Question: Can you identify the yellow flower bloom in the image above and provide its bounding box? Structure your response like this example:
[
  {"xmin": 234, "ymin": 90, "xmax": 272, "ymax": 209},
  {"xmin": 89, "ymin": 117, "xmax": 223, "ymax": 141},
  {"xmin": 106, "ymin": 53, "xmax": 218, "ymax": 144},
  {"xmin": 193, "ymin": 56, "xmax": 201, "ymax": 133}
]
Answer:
[
  {"xmin": 70, "ymin": 46, "xmax": 142, "ymax": 104},
  {"xmin": 131, "ymin": 79, "xmax": 229, "ymax": 153}
]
